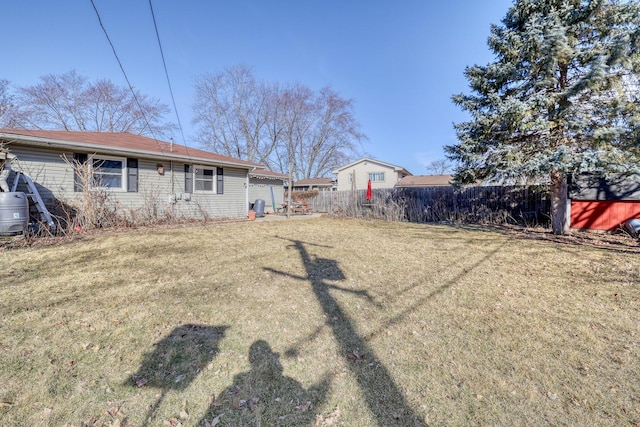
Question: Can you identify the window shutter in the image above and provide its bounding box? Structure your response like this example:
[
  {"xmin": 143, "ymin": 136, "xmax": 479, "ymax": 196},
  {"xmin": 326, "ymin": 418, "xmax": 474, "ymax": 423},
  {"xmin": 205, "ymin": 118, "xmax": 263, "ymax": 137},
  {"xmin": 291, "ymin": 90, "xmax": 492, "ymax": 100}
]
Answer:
[
  {"xmin": 184, "ymin": 164, "xmax": 193, "ymax": 193},
  {"xmin": 73, "ymin": 153, "xmax": 88, "ymax": 192},
  {"xmin": 217, "ymin": 167, "xmax": 224, "ymax": 194},
  {"xmin": 126, "ymin": 158, "xmax": 138, "ymax": 192}
]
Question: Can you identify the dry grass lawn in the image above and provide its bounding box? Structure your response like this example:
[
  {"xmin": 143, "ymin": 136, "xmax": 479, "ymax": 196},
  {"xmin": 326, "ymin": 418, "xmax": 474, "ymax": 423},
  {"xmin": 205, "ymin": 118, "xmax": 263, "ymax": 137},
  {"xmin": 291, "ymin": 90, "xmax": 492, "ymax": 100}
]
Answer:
[{"xmin": 1, "ymin": 218, "xmax": 639, "ymax": 426}]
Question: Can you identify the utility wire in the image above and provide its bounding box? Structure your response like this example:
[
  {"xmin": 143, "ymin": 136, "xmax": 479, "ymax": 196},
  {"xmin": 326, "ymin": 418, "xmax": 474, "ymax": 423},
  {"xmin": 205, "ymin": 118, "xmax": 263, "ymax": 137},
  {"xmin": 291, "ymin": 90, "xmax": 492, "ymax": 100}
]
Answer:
[
  {"xmin": 148, "ymin": 0, "xmax": 189, "ymax": 154},
  {"xmin": 89, "ymin": 0, "xmax": 164, "ymax": 152}
]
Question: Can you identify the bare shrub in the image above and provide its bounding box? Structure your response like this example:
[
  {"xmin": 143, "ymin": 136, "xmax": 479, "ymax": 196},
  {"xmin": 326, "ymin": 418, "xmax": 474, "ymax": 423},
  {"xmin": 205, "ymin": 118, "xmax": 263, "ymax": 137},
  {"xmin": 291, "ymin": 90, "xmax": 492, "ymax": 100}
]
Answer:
[
  {"xmin": 127, "ymin": 183, "xmax": 170, "ymax": 226},
  {"xmin": 322, "ymin": 186, "xmax": 550, "ymax": 227},
  {"xmin": 60, "ymin": 154, "xmax": 123, "ymax": 230},
  {"xmin": 285, "ymin": 189, "xmax": 320, "ymax": 202}
]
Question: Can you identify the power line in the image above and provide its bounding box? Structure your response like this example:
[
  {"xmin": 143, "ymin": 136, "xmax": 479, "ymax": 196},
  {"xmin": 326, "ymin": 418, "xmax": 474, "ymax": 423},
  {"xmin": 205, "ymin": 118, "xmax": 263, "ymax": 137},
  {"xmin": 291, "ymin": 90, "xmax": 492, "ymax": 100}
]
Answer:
[
  {"xmin": 89, "ymin": 0, "xmax": 164, "ymax": 152},
  {"xmin": 148, "ymin": 0, "xmax": 189, "ymax": 152}
]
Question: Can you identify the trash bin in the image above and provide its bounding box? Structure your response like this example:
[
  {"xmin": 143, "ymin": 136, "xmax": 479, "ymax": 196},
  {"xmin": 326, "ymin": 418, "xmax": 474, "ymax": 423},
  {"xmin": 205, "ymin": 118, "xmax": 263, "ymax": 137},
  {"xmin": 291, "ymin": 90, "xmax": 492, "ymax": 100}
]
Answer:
[
  {"xmin": 0, "ymin": 192, "xmax": 29, "ymax": 236},
  {"xmin": 623, "ymin": 218, "xmax": 640, "ymax": 238},
  {"xmin": 254, "ymin": 199, "xmax": 265, "ymax": 217}
]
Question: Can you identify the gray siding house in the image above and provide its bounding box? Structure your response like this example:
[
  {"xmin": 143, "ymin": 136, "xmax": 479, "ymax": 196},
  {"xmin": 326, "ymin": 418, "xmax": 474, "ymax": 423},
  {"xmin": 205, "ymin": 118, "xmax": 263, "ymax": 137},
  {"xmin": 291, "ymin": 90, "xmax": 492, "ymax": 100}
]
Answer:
[
  {"xmin": 0, "ymin": 129, "xmax": 263, "ymax": 221},
  {"xmin": 248, "ymin": 169, "xmax": 287, "ymax": 213}
]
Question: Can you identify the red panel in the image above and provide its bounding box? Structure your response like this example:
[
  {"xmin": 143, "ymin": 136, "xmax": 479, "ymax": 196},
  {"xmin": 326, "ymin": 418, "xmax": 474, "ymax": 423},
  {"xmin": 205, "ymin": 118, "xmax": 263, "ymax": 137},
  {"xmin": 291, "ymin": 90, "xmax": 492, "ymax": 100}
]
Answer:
[{"xmin": 571, "ymin": 200, "xmax": 640, "ymax": 230}]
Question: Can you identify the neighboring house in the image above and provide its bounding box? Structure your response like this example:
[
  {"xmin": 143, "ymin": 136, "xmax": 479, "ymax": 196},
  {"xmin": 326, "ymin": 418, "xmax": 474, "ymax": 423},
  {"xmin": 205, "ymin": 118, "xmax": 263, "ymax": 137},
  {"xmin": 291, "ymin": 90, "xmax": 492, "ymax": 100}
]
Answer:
[
  {"xmin": 292, "ymin": 177, "xmax": 336, "ymax": 192},
  {"xmin": 332, "ymin": 158, "xmax": 412, "ymax": 191},
  {"xmin": 395, "ymin": 174, "xmax": 453, "ymax": 188},
  {"xmin": 249, "ymin": 168, "xmax": 288, "ymax": 213},
  {"xmin": 570, "ymin": 173, "xmax": 640, "ymax": 231},
  {"xmin": 0, "ymin": 129, "xmax": 263, "ymax": 221}
]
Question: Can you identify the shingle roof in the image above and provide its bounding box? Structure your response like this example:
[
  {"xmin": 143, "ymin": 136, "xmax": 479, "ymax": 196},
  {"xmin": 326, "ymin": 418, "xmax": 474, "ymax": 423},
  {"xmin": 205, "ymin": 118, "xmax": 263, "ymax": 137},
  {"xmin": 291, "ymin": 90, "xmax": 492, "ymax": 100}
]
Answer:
[
  {"xmin": 395, "ymin": 174, "xmax": 453, "ymax": 187},
  {"xmin": 250, "ymin": 168, "xmax": 288, "ymax": 179},
  {"xmin": 0, "ymin": 129, "xmax": 261, "ymax": 169},
  {"xmin": 293, "ymin": 178, "xmax": 335, "ymax": 186}
]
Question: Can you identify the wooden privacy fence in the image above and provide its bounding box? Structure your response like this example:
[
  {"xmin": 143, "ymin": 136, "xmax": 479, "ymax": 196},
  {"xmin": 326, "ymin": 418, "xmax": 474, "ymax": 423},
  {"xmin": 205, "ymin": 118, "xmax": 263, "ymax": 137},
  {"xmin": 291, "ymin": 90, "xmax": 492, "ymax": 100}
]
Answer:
[{"xmin": 307, "ymin": 186, "xmax": 551, "ymax": 225}]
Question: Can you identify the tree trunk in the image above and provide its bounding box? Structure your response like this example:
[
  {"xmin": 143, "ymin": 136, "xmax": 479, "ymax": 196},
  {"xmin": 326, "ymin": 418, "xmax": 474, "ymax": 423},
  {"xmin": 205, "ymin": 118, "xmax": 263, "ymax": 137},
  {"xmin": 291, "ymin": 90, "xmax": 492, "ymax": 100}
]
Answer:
[
  {"xmin": 550, "ymin": 171, "xmax": 570, "ymax": 235},
  {"xmin": 286, "ymin": 158, "xmax": 293, "ymax": 220}
]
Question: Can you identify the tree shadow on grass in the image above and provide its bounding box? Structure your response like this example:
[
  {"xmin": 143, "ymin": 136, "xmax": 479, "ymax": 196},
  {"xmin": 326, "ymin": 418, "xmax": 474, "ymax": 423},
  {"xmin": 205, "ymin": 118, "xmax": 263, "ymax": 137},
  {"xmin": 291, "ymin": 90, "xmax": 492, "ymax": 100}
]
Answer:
[
  {"xmin": 456, "ymin": 223, "xmax": 640, "ymax": 254},
  {"xmin": 127, "ymin": 324, "xmax": 228, "ymax": 426},
  {"xmin": 198, "ymin": 339, "xmax": 331, "ymax": 426},
  {"xmin": 265, "ymin": 238, "xmax": 425, "ymax": 426}
]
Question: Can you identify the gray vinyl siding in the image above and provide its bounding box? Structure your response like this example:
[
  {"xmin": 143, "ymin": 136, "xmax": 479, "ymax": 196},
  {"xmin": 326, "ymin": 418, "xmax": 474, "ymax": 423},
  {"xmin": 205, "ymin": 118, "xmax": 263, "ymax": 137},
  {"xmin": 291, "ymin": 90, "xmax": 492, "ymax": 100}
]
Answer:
[
  {"xmin": 175, "ymin": 166, "xmax": 248, "ymax": 219},
  {"xmin": 8, "ymin": 146, "xmax": 75, "ymax": 205},
  {"xmin": 6, "ymin": 144, "xmax": 249, "ymax": 220},
  {"xmin": 249, "ymin": 177, "xmax": 285, "ymax": 213}
]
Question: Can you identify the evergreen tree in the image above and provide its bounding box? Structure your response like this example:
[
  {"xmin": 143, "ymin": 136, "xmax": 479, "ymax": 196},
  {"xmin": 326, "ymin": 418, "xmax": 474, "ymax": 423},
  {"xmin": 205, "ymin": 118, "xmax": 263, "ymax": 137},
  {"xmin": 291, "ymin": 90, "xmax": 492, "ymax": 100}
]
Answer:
[{"xmin": 446, "ymin": 0, "xmax": 640, "ymax": 234}]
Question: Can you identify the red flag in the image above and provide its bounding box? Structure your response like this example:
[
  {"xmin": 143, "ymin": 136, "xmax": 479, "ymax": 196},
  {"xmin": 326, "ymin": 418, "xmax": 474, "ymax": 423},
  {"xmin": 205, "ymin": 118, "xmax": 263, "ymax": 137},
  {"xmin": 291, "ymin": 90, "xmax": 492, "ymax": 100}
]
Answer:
[{"xmin": 366, "ymin": 179, "xmax": 373, "ymax": 201}]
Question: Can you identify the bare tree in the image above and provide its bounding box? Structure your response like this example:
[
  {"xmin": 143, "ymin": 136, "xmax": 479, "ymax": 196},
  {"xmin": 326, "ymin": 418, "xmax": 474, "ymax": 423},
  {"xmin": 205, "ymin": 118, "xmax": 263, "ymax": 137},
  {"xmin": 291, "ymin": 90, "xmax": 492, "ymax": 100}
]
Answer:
[
  {"xmin": 261, "ymin": 82, "xmax": 286, "ymax": 173},
  {"xmin": 425, "ymin": 158, "xmax": 452, "ymax": 175},
  {"xmin": 83, "ymin": 79, "xmax": 173, "ymax": 135},
  {"xmin": 297, "ymin": 86, "xmax": 365, "ymax": 179},
  {"xmin": 192, "ymin": 65, "xmax": 275, "ymax": 163},
  {"xmin": 13, "ymin": 70, "xmax": 174, "ymax": 137},
  {"xmin": 276, "ymin": 83, "xmax": 312, "ymax": 217},
  {"xmin": 275, "ymin": 83, "xmax": 314, "ymax": 181},
  {"xmin": 0, "ymin": 79, "xmax": 17, "ymax": 128},
  {"xmin": 192, "ymin": 65, "xmax": 365, "ymax": 177}
]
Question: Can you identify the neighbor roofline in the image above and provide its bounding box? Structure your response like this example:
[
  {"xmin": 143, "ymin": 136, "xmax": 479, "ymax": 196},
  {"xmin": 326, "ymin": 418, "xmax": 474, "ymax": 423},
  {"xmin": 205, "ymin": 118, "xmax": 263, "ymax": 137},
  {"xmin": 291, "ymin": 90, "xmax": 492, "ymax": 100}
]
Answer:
[{"xmin": 332, "ymin": 157, "xmax": 412, "ymax": 175}]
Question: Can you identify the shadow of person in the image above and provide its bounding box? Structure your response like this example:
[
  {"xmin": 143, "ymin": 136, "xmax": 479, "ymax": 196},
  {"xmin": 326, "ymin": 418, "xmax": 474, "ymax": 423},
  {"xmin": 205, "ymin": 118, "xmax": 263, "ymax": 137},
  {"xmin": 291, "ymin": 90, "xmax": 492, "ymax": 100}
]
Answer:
[
  {"xmin": 127, "ymin": 324, "xmax": 228, "ymax": 426},
  {"xmin": 199, "ymin": 340, "xmax": 331, "ymax": 426}
]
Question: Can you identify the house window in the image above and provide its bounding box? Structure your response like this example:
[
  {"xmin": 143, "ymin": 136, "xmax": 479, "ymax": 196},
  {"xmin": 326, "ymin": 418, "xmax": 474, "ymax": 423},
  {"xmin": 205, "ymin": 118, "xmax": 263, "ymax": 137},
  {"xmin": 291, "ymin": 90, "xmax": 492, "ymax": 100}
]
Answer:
[
  {"xmin": 185, "ymin": 165, "xmax": 224, "ymax": 193},
  {"xmin": 92, "ymin": 157, "xmax": 126, "ymax": 190},
  {"xmin": 369, "ymin": 172, "xmax": 385, "ymax": 182},
  {"xmin": 73, "ymin": 154, "xmax": 136, "ymax": 192},
  {"xmin": 195, "ymin": 166, "xmax": 214, "ymax": 191}
]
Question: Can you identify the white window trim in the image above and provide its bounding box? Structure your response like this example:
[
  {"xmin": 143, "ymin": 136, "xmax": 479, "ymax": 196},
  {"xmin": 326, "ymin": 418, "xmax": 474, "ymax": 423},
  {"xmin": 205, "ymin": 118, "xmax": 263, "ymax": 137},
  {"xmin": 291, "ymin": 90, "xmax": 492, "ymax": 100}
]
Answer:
[
  {"xmin": 193, "ymin": 164, "xmax": 216, "ymax": 193},
  {"xmin": 91, "ymin": 155, "xmax": 127, "ymax": 192}
]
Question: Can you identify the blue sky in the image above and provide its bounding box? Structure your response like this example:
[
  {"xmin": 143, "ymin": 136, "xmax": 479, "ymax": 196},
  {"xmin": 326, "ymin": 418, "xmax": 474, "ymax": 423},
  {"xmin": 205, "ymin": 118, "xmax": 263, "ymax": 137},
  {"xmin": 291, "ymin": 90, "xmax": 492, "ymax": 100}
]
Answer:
[{"xmin": 4, "ymin": 1, "xmax": 513, "ymax": 175}]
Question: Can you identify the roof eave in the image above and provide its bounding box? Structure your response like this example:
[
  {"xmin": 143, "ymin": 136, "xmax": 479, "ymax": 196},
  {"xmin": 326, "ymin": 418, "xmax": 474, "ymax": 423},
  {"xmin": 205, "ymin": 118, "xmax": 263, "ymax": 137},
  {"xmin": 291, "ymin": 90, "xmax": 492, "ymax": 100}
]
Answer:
[
  {"xmin": 0, "ymin": 132, "xmax": 257, "ymax": 169},
  {"xmin": 250, "ymin": 174, "xmax": 287, "ymax": 180}
]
